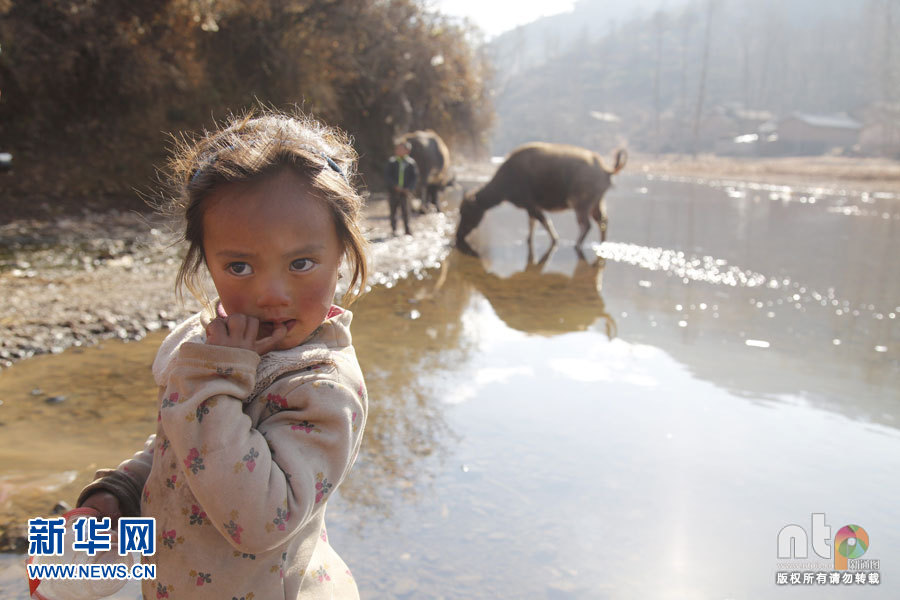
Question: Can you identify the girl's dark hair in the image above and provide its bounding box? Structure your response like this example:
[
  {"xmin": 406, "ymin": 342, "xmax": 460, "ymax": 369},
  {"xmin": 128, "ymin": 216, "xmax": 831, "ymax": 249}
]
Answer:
[{"xmin": 161, "ymin": 108, "xmax": 367, "ymax": 307}]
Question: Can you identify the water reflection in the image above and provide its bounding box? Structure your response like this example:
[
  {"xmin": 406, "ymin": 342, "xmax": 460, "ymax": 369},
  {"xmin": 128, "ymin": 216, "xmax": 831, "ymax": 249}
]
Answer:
[
  {"xmin": 329, "ymin": 249, "xmax": 900, "ymax": 600},
  {"xmin": 454, "ymin": 246, "xmax": 616, "ymax": 339},
  {"xmin": 340, "ymin": 244, "xmax": 622, "ymax": 519},
  {"xmin": 339, "ymin": 266, "xmax": 470, "ymax": 517}
]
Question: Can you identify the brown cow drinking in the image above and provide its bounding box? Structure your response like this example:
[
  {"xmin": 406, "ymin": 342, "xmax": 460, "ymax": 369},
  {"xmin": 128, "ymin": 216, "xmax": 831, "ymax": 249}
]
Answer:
[{"xmin": 456, "ymin": 142, "xmax": 627, "ymax": 254}]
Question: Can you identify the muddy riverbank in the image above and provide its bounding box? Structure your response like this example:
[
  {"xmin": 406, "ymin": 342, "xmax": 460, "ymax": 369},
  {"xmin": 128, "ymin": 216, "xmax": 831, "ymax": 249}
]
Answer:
[{"xmin": 0, "ymin": 195, "xmax": 459, "ymax": 370}]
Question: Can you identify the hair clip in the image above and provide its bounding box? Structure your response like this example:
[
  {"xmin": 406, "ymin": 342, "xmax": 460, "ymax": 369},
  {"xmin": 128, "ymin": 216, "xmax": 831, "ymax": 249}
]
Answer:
[
  {"xmin": 189, "ymin": 144, "xmax": 236, "ymax": 185},
  {"xmin": 318, "ymin": 151, "xmax": 349, "ymax": 184},
  {"xmin": 189, "ymin": 163, "xmax": 209, "ymax": 185},
  {"xmin": 190, "ymin": 145, "xmax": 349, "ymax": 185}
]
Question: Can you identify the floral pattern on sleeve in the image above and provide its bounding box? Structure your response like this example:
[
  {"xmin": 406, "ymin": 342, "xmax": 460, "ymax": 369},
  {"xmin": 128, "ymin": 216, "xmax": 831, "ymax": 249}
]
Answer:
[
  {"xmin": 184, "ymin": 447, "xmax": 205, "ymax": 474},
  {"xmin": 264, "ymin": 393, "xmax": 288, "ymax": 414},
  {"xmin": 184, "ymin": 504, "xmax": 210, "ymax": 526},
  {"xmin": 265, "ymin": 505, "xmax": 291, "ymax": 532},
  {"xmin": 290, "ymin": 420, "xmax": 318, "ymax": 434},
  {"xmin": 233, "ymin": 447, "xmax": 259, "ymax": 473},
  {"xmin": 224, "ymin": 510, "xmax": 244, "ymax": 544},
  {"xmin": 314, "ymin": 472, "xmax": 333, "ymax": 504},
  {"xmin": 190, "ymin": 569, "xmax": 212, "ymax": 586},
  {"xmin": 161, "ymin": 529, "xmax": 185, "ymax": 549},
  {"xmin": 315, "ymin": 565, "xmax": 331, "ymax": 583},
  {"xmin": 190, "ymin": 398, "xmax": 218, "ymax": 423}
]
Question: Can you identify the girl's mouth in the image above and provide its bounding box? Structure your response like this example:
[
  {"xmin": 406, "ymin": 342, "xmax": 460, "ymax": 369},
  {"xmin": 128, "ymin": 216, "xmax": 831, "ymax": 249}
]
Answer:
[{"xmin": 258, "ymin": 319, "xmax": 297, "ymax": 338}]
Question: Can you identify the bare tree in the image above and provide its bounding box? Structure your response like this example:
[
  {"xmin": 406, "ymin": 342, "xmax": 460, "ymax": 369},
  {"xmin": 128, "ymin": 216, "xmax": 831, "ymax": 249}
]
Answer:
[
  {"xmin": 653, "ymin": 8, "xmax": 666, "ymax": 155},
  {"xmin": 677, "ymin": 8, "xmax": 696, "ymax": 138},
  {"xmin": 691, "ymin": 0, "xmax": 715, "ymax": 156},
  {"xmin": 738, "ymin": 3, "xmax": 754, "ymax": 109},
  {"xmin": 881, "ymin": 0, "xmax": 899, "ymax": 154},
  {"xmin": 882, "ymin": 0, "xmax": 896, "ymax": 103}
]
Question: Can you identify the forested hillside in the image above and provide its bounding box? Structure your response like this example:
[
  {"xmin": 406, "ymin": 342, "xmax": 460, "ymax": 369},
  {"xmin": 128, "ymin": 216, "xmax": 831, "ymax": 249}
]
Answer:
[
  {"xmin": 0, "ymin": 0, "xmax": 493, "ymax": 216},
  {"xmin": 488, "ymin": 0, "xmax": 899, "ymax": 156}
]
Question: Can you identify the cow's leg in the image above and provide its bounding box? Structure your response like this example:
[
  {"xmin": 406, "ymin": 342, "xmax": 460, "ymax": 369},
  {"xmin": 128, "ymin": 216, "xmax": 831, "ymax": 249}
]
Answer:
[
  {"xmin": 526, "ymin": 231, "xmax": 535, "ymax": 265},
  {"xmin": 575, "ymin": 206, "xmax": 592, "ymax": 248},
  {"xmin": 532, "ymin": 209, "xmax": 559, "ymax": 245},
  {"xmin": 414, "ymin": 184, "xmax": 428, "ymax": 215},
  {"xmin": 429, "ymin": 185, "xmax": 442, "ymax": 213},
  {"xmin": 524, "ymin": 214, "xmax": 539, "ymax": 257},
  {"xmin": 537, "ymin": 211, "xmax": 559, "ymax": 246},
  {"xmin": 591, "ymin": 201, "xmax": 608, "ymax": 243}
]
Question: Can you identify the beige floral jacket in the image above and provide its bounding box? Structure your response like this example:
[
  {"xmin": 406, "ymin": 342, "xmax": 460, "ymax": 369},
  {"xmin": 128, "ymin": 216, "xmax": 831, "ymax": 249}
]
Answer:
[{"xmin": 77, "ymin": 306, "xmax": 367, "ymax": 599}]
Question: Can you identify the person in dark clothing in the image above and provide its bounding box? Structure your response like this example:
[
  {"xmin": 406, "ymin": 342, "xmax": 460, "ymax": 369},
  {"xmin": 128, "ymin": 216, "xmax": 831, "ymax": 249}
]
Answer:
[{"xmin": 384, "ymin": 140, "xmax": 419, "ymax": 235}]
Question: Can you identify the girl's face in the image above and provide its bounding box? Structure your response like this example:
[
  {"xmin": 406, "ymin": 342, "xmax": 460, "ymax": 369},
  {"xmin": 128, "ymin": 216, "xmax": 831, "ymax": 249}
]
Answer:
[{"xmin": 202, "ymin": 169, "xmax": 344, "ymax": 351}]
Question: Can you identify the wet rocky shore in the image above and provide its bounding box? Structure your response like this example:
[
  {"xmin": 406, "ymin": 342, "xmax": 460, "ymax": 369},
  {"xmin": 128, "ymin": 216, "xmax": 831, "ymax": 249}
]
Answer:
[{"xmin": 0, "ymin": 195, "xmax": 459, "ymax": 371}]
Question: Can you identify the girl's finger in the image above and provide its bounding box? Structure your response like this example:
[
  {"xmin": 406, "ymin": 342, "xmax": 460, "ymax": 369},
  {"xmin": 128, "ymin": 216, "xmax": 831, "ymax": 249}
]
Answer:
[
  {"xmin": 227, "ymin": 314, "xmax": 246, "ymax": 338},
  {"xmin": 206, "ymin": 319, "xmax": 228, "ymax": 344},
  {"xmin": 254, "ymin": 322, "xmax": 287, "ymax": 355},
  {"xmin": 244, "ymin": 317, "xmax": 260, "ymax": 345}
]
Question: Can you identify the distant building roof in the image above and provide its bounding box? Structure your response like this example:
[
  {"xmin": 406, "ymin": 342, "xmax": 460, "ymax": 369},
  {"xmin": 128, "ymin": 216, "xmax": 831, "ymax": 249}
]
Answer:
[
  {"xmin": 784, "ymin": 112, "xmax": 862, "ymax": 130},
  {"xmin": 588, "ymin": 110, "xmax": 621, "ymax": 123},
  {"xmin": 716, "ymin": 103, "xmax": 775, "ymax": 122},
  {"xmin": 733, "ymin": 108, "xmax": 774, "ymax": 122}
]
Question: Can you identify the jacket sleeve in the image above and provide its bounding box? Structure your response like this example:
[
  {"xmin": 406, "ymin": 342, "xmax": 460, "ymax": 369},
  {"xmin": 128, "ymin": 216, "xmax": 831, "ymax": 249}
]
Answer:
[
  {"xmin": 160, "ymin": 342, "xmax": 365, "ymax": 554},
  {"xmin": 76, "ymin": 433, "xmax": 156, "ymax": 517},
  {"xmin": 405, "ymin": 158, "xmax": 418, "ymax": 190}
]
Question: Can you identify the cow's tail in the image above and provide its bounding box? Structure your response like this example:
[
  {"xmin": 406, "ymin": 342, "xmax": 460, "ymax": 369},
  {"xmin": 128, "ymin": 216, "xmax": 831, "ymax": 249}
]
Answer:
[{"xmin": 611, "ymin": 149, "xmax": 628, "ymax": 174}]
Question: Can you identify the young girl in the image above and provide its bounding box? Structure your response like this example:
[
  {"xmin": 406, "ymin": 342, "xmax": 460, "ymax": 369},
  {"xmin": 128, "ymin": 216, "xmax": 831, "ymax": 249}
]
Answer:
[{"xmin": 76, "ymin": 110, "xmax": 368, "ymax": 599}]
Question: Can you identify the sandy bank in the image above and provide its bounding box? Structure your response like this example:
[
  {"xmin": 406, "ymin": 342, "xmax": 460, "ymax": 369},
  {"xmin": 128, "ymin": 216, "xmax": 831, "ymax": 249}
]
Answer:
[{"xmin": 631, "ymin": 153, "xmax": 900, "ymax": 194}]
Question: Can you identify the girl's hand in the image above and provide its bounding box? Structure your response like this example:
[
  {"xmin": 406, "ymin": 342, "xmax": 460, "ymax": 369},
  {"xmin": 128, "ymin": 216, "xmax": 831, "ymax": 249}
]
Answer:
[
  {"xmin": 80, "ymin": 491, "xmax": 122, "ymax": 523},
  {"xmin": 206, "ymin": 314, "xmax": 287, "ymax": 355}
]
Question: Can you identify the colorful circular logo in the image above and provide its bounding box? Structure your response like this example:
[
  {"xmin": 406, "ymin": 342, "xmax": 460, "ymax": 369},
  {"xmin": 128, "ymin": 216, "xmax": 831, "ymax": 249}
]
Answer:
[{"xmin": 835, "ymin": 524, "xmax": 869, "ymax": 559}]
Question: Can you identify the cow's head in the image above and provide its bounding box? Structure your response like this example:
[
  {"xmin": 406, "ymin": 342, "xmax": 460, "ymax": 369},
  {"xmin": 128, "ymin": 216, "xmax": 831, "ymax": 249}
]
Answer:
[{"xmin": 456, "ymin": 192, "xmax": 486, "ymax": 251}]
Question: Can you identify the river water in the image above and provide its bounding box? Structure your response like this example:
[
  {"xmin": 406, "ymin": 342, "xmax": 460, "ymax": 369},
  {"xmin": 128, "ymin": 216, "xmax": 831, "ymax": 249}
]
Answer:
[{"xmin": 1, "ymin": 173, "xmax": 898, "ymax": 599}]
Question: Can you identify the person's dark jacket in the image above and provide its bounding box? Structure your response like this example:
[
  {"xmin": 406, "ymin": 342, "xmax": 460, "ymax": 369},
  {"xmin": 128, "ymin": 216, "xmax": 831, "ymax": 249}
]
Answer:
[{"xmin": 384, "ymin": 156, "xmax": 418, "ymax": 192}]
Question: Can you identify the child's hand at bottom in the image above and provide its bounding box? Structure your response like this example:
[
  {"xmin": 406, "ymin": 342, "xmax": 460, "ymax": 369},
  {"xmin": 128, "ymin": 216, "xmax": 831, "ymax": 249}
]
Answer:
[
  {"xmin": 80, "ymin": 491, "xmax": 122, "ymax": 523},
  {"xmin": 206, "ymin": 314, "xmax": 287, "ymax": 355}
]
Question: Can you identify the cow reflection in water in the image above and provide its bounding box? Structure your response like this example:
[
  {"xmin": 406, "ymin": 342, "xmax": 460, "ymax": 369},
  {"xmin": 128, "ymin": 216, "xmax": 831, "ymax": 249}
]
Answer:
[
  {"xmin": 337, "ymin": 245, "xmax": 615, "ymax": 517},
  {"xmin": 454, "ymin": 246, "xmax": 617, "ymax": 340}
]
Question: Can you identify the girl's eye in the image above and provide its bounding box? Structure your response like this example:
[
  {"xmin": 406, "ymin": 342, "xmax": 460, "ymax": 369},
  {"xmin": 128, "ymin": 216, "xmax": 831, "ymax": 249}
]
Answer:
[
  {"xmin": 290, "ymin": 258, "xmax": 314, "ymax": 272},
  {"xmin": 227, "ymin": 262, "xmax": 253, "ymax": 276}
]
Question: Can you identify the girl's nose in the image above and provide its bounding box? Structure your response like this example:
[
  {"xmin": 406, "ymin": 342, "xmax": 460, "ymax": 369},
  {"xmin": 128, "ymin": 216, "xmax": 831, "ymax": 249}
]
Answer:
[{"xmin": 257, "ymin": 277, "xmax": 291, "ymax": 307}]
